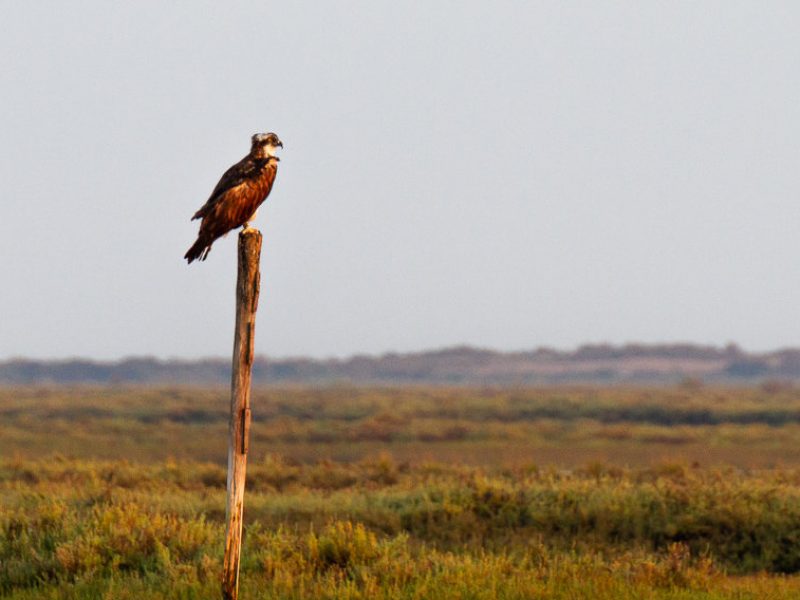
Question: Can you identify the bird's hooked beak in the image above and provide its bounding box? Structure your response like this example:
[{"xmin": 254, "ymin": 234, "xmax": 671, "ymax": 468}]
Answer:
[{"xmin": 277, "ymin": 140, "xmax": 284, "ymax": 148}]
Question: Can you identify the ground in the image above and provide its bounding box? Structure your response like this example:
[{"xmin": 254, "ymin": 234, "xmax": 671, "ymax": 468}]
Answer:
[{"xmin": 2, "ymin": 385, "xmax": 800, "ymax": 598}]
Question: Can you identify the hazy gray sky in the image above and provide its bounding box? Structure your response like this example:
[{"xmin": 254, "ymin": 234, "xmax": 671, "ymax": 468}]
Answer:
[{"xmin": 1, "ymin": 2, "xmax": 798, "ymax": 360}]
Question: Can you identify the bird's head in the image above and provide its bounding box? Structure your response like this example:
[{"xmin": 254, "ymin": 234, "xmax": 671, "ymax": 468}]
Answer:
[{"xmin": 251, "ymin": 132, "xmax": 283, "ymax": 159}]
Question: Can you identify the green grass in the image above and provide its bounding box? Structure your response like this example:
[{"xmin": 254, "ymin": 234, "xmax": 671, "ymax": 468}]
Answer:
[
  {"xmin": 3, "ymin": 385, "xmax": 800, "ymax": 598},
  {"xmin": 4, "ymin": 385, "xmax": 800, "ymax": 467}
]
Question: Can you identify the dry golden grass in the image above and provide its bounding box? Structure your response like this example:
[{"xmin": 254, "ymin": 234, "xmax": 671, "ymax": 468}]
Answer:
[{"xmin": 3, "ymin": 384, "xmax": 800, "ymax": 598}]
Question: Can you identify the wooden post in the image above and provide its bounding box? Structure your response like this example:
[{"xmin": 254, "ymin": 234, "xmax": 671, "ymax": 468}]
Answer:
[{"xmin": 222, "ymin": 228, "xmax": 262, "ymax": 600}]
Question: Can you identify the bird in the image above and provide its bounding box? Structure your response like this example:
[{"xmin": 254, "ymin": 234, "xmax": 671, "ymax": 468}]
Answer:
[{"xmin": 184, "ymin": 132, "xmax": 283, "ymax": 263}]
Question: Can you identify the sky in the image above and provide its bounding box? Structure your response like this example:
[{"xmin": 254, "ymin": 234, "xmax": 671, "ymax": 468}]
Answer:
[{"xmin": 1, "ymin": 2, "xmax": 798, "ymax": 360}]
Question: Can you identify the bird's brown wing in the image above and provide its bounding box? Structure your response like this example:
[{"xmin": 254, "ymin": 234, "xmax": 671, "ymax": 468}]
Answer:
[
  {"xmin": 185, "ymin": 159, "xmax": 277, "ymax": 263},
  {"xmin": 195, "ymin": 168, "xmax": 276, "ymax": 240},
  {"xmin": 191, "ymin": 156, "xmax": 267, "ymax": 221},
  {"xmin": 211, "ymin": 182, "xmax": 264, "ymax": 229}
]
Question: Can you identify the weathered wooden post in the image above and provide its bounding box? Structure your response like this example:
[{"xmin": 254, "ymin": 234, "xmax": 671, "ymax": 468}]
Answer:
[{"xmin": 222, "ymin": 228, "xmax": 262, "ymax": 600}]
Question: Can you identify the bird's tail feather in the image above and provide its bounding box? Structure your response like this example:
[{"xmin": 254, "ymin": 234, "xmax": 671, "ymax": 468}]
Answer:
[{"xmin": 184, "ymin": 237, "xmax": 211, "ymax": 264}]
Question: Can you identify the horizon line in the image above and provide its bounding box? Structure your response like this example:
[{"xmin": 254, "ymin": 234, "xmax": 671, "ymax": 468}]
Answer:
[{"xmin": 2, "ymin": 340, "xmax": 796, "ymax": 364}]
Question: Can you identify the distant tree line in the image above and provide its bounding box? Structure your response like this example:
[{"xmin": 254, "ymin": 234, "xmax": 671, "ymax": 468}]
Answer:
[{"xmin": 3, "ymin": 344, "xmax": 800, "ymax": 385}]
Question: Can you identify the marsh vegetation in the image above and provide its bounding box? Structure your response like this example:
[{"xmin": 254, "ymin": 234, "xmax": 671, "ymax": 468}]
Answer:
[{"xmin": 2, "ymin": 385, "xmax": 800, "ymax": 598}]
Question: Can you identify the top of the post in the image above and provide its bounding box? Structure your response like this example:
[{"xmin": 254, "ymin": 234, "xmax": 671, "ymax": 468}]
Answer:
[
  {"xmin": 237, "ymin": 228, "xmax": 263, "ymax": 264},
  {"xmin": 239, "ymin": 227, "xmax": 262, "ymax": 241},
  {"xmin": 238, "ymin": 227, "xmax": 262, "ymax": 246}
]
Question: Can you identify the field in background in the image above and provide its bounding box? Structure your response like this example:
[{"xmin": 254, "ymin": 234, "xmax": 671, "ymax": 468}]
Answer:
[
  {"xmin": 3, "ymin": 385, "xmax": 800, "ymax": 598},
  {"xmin": 5, "ymin": 384, "xmax": 800, "ymax": 467}
]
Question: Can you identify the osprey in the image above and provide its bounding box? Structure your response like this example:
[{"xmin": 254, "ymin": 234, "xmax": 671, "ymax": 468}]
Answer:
[{"xmin": 184, "ymin": 132, "xmax": 282, "ymax": 263}]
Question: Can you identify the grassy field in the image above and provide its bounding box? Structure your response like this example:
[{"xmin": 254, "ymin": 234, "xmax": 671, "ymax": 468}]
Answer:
[{"xmin": 3, "ymin": 385, "xmax": 800, "ymax": 598}]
